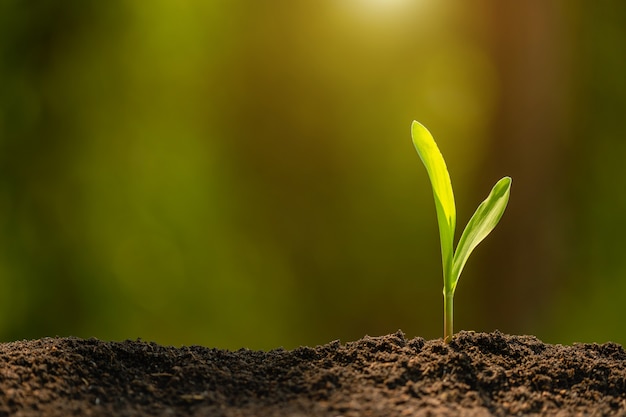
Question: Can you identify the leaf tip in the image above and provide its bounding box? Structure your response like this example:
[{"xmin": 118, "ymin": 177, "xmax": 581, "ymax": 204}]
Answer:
[
  {"xmin": 499, "ymin": 176, "xmax": 513, "ymax": 192},
  {"xmin": 410, "ymin": 120, "xmax": 430, "ymax": 137}
]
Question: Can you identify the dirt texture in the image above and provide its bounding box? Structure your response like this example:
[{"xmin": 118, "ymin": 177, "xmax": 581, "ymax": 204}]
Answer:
[{"xmin": 1, "ymin": 330, "xmax": 626, "ymax": 416}]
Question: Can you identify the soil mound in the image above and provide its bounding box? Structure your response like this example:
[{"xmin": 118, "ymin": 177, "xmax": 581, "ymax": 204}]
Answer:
[{"xmin": 1, "ymin": 330, "xmax": 625, "ymax": 416}]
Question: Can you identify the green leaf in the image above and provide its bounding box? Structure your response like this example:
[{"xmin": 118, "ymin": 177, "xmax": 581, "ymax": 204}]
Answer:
[
  {"xmin": 450, "ymin": 176, "xmax": 512, "ymax": 292},
  {"xmin": 411, "ymin": 121, "xmax": 456, "ymax": 280}
]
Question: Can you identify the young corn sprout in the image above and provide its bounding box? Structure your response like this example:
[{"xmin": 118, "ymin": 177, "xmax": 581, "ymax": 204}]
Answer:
[{"xmin": 411, "ymin": 121, "xmax": 511, "ymax": 343}]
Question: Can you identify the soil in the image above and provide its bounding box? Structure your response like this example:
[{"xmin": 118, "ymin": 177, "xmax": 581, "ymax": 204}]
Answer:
[{"xmin": 1, "ymin": 331, "xmax": 625, "ymax": 416}]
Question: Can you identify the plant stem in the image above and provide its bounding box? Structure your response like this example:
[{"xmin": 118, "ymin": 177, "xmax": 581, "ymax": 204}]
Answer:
[{"xmin": 444, "ymin": 291, "xmax": 453, "ymax": 343}]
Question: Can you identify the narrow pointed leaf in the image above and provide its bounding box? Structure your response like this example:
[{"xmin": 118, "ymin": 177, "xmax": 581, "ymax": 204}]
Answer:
[
  {"xmin": 411, "ymin": 121, "xmax": 456, "ymax": 281},
  {"xmin": 450, "ymin": 176, "xmax": 512, "ymax": 291}
]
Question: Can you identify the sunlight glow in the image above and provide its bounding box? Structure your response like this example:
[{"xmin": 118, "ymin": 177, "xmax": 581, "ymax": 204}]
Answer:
[
  {"xmin": 358, "ymin": 0, "xmax": 415, "ymax": 11},
  {"xmin": 338, "ymin": 0, "xmax": 434, "ymax": 25},
  {"xmin": 352, "ymin": 0, "xmax": 425, "ymax": 14}
]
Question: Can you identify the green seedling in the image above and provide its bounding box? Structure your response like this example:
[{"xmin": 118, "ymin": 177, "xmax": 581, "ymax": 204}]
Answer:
[{"xmin": 411, "ymin": 121, "xmax": 511, "ymax": 343}]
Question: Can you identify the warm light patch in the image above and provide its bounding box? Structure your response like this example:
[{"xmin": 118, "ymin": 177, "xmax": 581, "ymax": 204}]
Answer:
[
  {"xmin": 344, "ymin": 0, "xmax": 424, "ymax": 17},
  {"xmin": 336, "ymin": 0, "xmax": 437, "ymax": 27},
  {"xmin": 357, "ymin": 0, "xmax": 414, "ymax": 12}
]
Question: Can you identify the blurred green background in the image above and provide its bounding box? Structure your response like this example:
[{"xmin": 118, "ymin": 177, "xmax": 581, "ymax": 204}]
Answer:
[{"xmin": 1, "ymin": 0, "xmax": 625, "ymax": 349}]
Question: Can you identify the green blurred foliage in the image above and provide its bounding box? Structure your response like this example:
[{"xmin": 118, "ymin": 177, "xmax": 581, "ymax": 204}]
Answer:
[{"xmin": 1, "ymin": 0, "xmax": 625, "ymax": 349}]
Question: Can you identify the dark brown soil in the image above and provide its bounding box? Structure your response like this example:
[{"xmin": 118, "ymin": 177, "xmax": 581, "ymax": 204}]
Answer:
[{"xmin": 1, "ymin": 330, "xmax": 626, "ymax": 416}]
